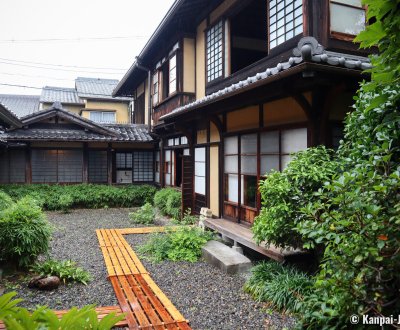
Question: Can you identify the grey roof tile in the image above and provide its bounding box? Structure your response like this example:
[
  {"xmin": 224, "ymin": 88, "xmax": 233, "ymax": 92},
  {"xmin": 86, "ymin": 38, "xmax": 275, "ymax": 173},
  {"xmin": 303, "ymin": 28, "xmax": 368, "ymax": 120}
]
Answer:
[
  {"xmin": 161, "ymin": 37, "xmax": 371, "ymax": 120},
  {"xmin": 40, "ymin": 86, "xmax": 83, "ymax": 105},
  {"xmin": 0, "ymin": 94, "xmax": 40, "ymax": 118},
  {"xmin": 75, "ymin": 77, "xmax": 130, "ymax": 101}
]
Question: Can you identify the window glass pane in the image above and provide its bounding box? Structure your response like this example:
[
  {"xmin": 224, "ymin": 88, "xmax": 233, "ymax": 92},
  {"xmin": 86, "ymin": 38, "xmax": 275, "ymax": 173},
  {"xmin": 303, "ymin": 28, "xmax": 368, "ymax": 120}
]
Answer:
[
  {"xmin": 183, "ymin": 148, "xmax": 190, "ymax": 156},
  {"xmin": 165, "ymin": 173, "xmax": 171, "ymax": 185},
  {"xmin": 241, "ymin": 156, "xmax": 257, "ymax": 175},
  {"xmin": 241, "ymin": 175, "xmax": 257, "ymax": 208},
  {"xmin": 58, "ymin": 150, "xmax": 83, "ymax": 183},
  {"xmin": 133, "ymin": 151, "xmax": 153, "ymax": 182},
  {"xmin": 89, "ymin": 150, "xmax": 108, "ymax": 183},
  {"xmin": 9, "ymin": 150, "xmax": 26, "ymax": 183},
  {"xmin": 90, "ymin": 112, "xmax": 102, "ymax": 123},
  {"xmin": 195, "ymin": 176, "xmax": 206, "ymax": 195},
  {"xmin": 333, "ymin": 0, "xmax": 362, "ymax": 6},
  {"xmin": 168, "ymin": 139, "xmax": 174, "ymax": 146},
  {"xmin": 261, "ymin": 155, "xmax": 280, "ymax": 175},
  {"xmin": 281, "ymin": 154, "xmax": 293, "ymax": 169},
  {"xmin": 224, "ymin": 136, "xmax": 238, "ymax": 154},
  {"xmin": 330, "ymin": 3, "xmax": 365, "ymax": 35},
  {"xmin": 206, "ymin": 20, "xmax": 223, "ymax": 82},
  {"xmin": 225, "ymin": 174, "xmax": 239, "ymax": 203},
  {"xmin": 261, "ymin": 131, "xmax": 280, "ymax": 153},
  {"xmin": 225, "ymin": 155, "xmax": 238, "ymax": 173},
  {"xmin": 195, "ymin": 162, "xmax": 206, "ymax": 176},
  {"xmin": 169, "ymin": 55, "xmax": 176, "ymax": 68},
  {"xmin": 195, "ymin": 147, "xmax": 206, "ymax": 161},
  {"xmin": 181, "ymin": 136, "xmax": 188, "ymax": 145},
  {"xmin": 282, "ymin": 128, "xmax": 307, "ymax": 153},
  {"xmin": 32, "ymin": 150, "xmax": 57, "ymax": 183},
  {"xmin": 165, "ymin": 150, "xmax": 171, "ymax": 161},
  {"xmin": 241, "ymin": 134, "xmax": 257, "ymax": 154},
  {"xmin": 103, "ymin": 112, "xmax": 116, "ymax": 123}
]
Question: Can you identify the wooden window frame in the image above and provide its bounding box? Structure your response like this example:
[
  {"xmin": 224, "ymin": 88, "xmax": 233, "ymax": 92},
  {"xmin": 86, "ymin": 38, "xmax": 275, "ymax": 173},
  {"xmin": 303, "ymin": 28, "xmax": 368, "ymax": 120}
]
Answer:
[
  {"xmin": 268, "ymin": 0, "xmax": 304, "ymax": 50},
  {"xmin": 205, "ymin": 19, "xmax": 225, "ymax": 84},
  {"xmin": 89, "ymin": 111, "xmax": 116, "ymax": 124},
  {"xmin": 329, "ymin": 0, "xmax": 366, "ymax": 41},
  {"xmin": 152, "ymin": 71, "xmax": 160, "ymax": 106}
]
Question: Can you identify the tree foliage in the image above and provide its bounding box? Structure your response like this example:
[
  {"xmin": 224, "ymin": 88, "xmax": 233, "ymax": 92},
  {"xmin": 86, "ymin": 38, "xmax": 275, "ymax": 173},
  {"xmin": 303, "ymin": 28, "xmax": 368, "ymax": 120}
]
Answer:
[{"xmin": 297, "ymin": 1, "xmax": 400, "ymax": 328}]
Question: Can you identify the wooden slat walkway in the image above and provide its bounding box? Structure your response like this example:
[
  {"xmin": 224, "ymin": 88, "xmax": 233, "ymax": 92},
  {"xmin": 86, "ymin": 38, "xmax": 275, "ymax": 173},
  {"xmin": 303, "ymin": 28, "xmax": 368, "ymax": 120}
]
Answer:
[
  {"xmin": 0, "ymin": 306, "xmax": 127, "ymax": 330},
  {"xmin": 96, "ymin": 227, "xmax": 191, "ymax": 330}
]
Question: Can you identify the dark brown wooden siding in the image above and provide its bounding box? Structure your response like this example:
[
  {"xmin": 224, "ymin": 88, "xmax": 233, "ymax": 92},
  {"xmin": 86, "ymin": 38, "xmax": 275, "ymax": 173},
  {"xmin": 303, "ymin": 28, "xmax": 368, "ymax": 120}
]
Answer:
[{"xmin": 181, "ymin": 155, "xmax": 193, "ymax": 215}]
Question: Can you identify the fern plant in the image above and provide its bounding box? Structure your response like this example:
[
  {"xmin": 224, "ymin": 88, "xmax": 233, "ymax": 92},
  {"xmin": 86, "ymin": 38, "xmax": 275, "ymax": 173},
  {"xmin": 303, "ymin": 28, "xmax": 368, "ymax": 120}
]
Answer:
[
  {"xmin": 129, "ymin": 203, "xmax": 155, "ymax": 225},
  {"xmin": 0, "ymin": 292, "xmax": 125, "ymax": 330},
  {"xmin": 31, "ymin": 259, "xmax": 92, "ymax": 285}
]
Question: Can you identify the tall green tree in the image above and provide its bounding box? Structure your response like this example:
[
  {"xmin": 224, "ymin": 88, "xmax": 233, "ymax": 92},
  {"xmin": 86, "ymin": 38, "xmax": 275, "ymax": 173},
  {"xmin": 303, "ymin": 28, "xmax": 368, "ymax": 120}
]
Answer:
[{"xmin": 298, "ymin": 1, "xmax": 400, "ymax": 328}]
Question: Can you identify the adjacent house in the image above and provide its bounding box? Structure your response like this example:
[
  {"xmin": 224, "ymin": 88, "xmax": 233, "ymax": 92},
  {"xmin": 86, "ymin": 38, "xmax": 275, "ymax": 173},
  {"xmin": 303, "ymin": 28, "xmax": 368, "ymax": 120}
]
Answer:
[{"xmin": 113, "ymin": 0, "xmax": 371, "ymax": 226}]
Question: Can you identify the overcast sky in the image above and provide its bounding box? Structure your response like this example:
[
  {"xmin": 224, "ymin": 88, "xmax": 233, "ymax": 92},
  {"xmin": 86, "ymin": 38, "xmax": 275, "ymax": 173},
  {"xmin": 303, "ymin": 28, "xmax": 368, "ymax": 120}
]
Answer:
[{"xmin": 0, "ymin": 0, "xmax": 175, "ymax": 95}]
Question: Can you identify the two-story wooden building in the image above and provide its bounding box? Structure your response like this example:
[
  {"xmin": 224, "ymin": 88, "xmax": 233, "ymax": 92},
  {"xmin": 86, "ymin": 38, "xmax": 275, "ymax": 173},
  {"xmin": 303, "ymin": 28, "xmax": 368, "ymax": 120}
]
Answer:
[{"xmin": 114, "ymin": 0, "xmax": 371, "ymax": 228}]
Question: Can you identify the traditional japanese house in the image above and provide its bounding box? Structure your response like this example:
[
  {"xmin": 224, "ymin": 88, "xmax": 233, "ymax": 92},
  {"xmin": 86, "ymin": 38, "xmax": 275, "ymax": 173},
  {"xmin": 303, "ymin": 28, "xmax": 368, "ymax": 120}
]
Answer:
[
  {"xmin": 114, "ymin": 0, "xmax": 372, "ymax": 233},
  {"xmin": 0, "ymin": 102, "xmax": 155, "ymax": 184}
]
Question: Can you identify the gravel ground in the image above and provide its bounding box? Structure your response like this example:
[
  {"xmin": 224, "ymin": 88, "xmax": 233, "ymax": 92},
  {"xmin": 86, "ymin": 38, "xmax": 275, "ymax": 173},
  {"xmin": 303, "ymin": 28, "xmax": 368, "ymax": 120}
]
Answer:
[{"xmin": 2, "ymin": 208, "xmax": 296, "ymax": 329}]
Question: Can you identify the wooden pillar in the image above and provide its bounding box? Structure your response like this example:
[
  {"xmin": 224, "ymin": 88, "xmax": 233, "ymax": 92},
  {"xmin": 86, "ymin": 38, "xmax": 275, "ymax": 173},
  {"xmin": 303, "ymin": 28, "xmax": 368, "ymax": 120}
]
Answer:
[
  {"xmin": 82, "ymin": 143, "xmax": 88, "ymax": 183},
  {"xmin": 107, "ymin": 143, "xmax": 113, "ymax": 185},
  {"xmin": 25, "ymin": 144, "xmax": 32, "ymax": 184}
]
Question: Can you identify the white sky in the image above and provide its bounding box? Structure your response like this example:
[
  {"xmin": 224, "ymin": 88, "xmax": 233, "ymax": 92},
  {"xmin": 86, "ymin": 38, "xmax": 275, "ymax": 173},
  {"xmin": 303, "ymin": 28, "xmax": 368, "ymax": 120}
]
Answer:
[{"xmin": 0, "ymin": 0, "xmax": 175, "ymax": 95}]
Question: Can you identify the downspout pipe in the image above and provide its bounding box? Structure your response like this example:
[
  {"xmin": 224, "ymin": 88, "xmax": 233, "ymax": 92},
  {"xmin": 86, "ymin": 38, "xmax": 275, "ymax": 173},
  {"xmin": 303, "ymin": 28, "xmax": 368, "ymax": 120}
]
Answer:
[{"xmin": 135, "ymin": 57, "xmax": 152, "ymax": 132}]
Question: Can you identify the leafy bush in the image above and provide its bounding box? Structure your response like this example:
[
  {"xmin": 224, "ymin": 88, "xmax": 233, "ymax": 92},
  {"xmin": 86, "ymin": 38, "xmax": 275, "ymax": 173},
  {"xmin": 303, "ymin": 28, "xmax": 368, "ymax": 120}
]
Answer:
[
  {"xmin": 0, "ymin": 197, "xmax": 52, "ymax": 268},
  {"xmin": 253, "ymin": 147, "xmax": 337, "ymax": 249},
  {"xmin": 138, "ymin": 227, "xmax": 213, "ymax": 262},
  {"xmin": 0, "ymin": 184, "xmax": 157, "ymax": 211},
  {"xmin": 0, "ymin": 291, "xmax": 125, "ymax": 330},
  {"xmin": 174, "ymin": 208, "xmax": 198, "ymax": 225},
  {"xmin": 58, "ymin": 194, "xmax": 73, "ymax": 213},
  {"xmin": 244, "ymin": 261, "xmax": 312, "ymax": 313},
  {"xmin": 296, "ymin": 2, "xmax": 400, "ymax": 328},
  {"xmin": 31, "ymin": 259, "xmax": 92, "ymax": 285},
  {"xmin": 154, "ymin": 188, "xmax": 181, "ymax": 218},
  {"xmin": 0, "ymin": 190, "xmax": 13, "ymax": 213},
  {"xmin": 129, "ymin": 203, "xmax": 155, "ymax": 225}
]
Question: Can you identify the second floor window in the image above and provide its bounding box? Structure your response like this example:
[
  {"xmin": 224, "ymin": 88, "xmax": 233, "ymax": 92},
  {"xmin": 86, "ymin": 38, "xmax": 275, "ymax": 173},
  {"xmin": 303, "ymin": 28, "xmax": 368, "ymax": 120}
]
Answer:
[
  {"xmin": 206, "ymin": 20, "xmax": 223, "ymax": 83},
  {"xmin": 169, "ymin": 54, "xmax": 177, "ymax": 94},
  {"xmin": 90, "ymin": 111, "xmax": 116, "ymax": 123},
  {"xmin": 152, "ymin": 72, "xmax": 159, "ymax": 105},
  {"xmin": 330, "ymin": 0, "xmax": 365, "ymax": 37},
  {"xmin": 269, "ymin": 0, "xmax": 303, "ymax": 49}
]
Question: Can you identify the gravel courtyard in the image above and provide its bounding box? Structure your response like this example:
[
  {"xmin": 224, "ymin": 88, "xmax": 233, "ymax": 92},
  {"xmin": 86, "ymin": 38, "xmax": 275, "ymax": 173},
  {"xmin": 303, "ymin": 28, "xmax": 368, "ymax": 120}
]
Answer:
[{"xmin": 2, "ymin": 208, "xmax": 296, "ymax": 329}]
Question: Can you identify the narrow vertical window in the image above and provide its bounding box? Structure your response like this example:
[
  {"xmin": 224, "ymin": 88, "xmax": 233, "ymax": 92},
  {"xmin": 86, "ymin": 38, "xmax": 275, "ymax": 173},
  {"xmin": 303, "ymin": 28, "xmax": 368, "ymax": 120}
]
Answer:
[
  {"xmin": 206, "ymin": 20, "xmax": 223, "ymax": 83},
  {"xmin": 194, "ymin": 147, "xmax": 206, "ymax": 195},
  {"xmin": 153, "ymin": 72, "xmax": 159, "ymax": 105},
  {"xmin": 155, "ymin": 151, "xmax": 160, "ymax": 183},
  {"xmin": 224, "ymin": 136, "xmax": 239, "ymax": 203},
  {"xmin": 164, "ymin": 150, "xmax": 171, "ymax": 186},
  {"xmin": 240, "ymin": 134, "xmax": 257, "ymax": 208},
  {"xmin": 330, "ymin": 0, "xmax": 365, "ymax": 36},
  {"xmin": 269, "ymin": 0, "xmax": 303, "ymax": 49},
  {"xmin": 169, "ymin": 54, "xmax": 177, "ymax": 95}
]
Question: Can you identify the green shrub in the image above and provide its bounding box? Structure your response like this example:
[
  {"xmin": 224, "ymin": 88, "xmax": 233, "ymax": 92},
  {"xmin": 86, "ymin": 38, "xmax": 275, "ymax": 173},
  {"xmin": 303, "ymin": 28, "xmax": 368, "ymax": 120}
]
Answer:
[
  {"xmin": 154, "ymin": 188, "xmax": 181, "ymax": 218},
  {"xmin": 0, "ymin": 291, "xmax": 125, "ymax": 330},
  {"xmin": 0, "ymin": 191, "xmax": 13, "ymax": 213},
  {"xmin": 0, "ymin": 197, "xmax": 51, "ymax": 268},
  {"xmin": 174, "ymin": 208, "xmax": 198, "ymax": 225},
  {"xmin": 31, "ymin": 259, "xmax": 92, "ymax": 285},
  {"xmin": 138, "ymin": 227, "xmax": 213, "ymax": 262},
  {"xmin": 253, "ymin": 146, "xmax": 337, "ymax": 249},
  {"xmin": 0, "ymin": 184, "xmax": 157, "ymax": 211},
  {"xmin": 58, "ymin": 194, "xmax": 74, "ymax": 213},
  {"xmin": 129, "ymin": 203, "xmax": 155, "ymax": 225},
  {"xmin": 244, "ymin": 261, "xmax": 312, "ymax": 314},
  {"xmin": 165, "ymin": 190, "xmax": 181, "ymax": 219}
]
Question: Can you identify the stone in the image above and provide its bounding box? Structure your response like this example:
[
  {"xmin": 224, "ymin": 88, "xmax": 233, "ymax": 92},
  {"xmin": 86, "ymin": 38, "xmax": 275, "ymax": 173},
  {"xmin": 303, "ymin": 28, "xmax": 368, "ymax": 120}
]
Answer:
[
  {"xmin": 30, "ymin": 276, "xmax": 61, "ymax": 290},
  {"xmin": 202, "ymin": 240, "xmax": 252, "ymax": 275},
  {"xmin": 37, "ymin": 276, "xmax": 61, "ymax": 290}
]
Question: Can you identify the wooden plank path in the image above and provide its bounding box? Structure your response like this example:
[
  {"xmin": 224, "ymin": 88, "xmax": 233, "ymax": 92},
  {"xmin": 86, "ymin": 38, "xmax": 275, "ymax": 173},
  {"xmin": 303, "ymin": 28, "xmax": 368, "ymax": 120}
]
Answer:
[
  {"xmin": 96, "ymin": 227, "xmax": 191, "ymax": 330},
  {"xmin": 0, "ymin": 226, "xmax": 190, "ymax": 330}
]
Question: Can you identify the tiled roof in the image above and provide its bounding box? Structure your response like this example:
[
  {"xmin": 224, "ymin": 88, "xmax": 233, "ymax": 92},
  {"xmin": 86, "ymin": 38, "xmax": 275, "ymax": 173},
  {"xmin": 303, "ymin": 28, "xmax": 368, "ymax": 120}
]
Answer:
[
  {"xmin": 5, "ymin": 102, "xmax": 152, "ymax": 143},
  {"xmin": 75, "ymin": 77, "xmax": 130, "ymax": 101},
  {"xmin": 0, "ymin": 94, "xmax": 40, "ymax": 118},
  {"xmin": 40, "ymin": 86, "xmax": 84, "ymax": 105},
  {"xmin": 0, "ymin": 102, "xmax": 23, "ymax": 128},
  {"xmin": 161, "ymin": 37, "xmax": 372, "ymax": 120},
  {"xmin": 4, "ymin": 124, "xmax": 153, "ymax": 143}
]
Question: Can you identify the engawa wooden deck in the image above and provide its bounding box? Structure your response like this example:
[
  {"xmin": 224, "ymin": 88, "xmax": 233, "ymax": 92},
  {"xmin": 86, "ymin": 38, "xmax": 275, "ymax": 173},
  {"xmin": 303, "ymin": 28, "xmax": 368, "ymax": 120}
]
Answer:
[{"xmin": 96, "ymin": 227, "xmax": 191, "ymax": 330}]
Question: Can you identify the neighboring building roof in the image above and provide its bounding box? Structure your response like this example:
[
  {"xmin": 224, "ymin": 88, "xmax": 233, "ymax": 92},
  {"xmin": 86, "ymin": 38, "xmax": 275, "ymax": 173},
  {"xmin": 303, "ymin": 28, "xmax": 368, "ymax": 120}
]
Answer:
[
  {"xmin": 5, "ymin": 102, "xmax": 152, "ymax": 143},
  {"xmin": 40, "ymin": 86, "xmax": 84, "ymax": 105},
  {"xmin": 0, "ymin": 102, "xmax": 23, "ymax": 128},
  {"xmin": 161, "ymin": 37, "xmax": 372, "ymax": 121},
  {"xmin": 75, "ymin": 77, "xmax": 130, "ymax": 101},
  {"xmin": 0, "ymin": 94, "xmax": 40, "ymax": 118}
]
